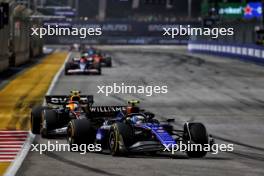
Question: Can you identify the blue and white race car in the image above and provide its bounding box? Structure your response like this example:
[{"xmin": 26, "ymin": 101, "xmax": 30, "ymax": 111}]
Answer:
[
  {"xmin": 67, "ymin": 100, "xmax": 214, "ymax": 158},
  {"xmin": 65, "ymin": 53, "xmax": 101, "ymax": 75}
]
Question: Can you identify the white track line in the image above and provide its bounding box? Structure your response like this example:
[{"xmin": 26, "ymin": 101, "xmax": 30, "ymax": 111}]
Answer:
[
  {"xmin": 0, "ymin": 142, "xmax": 25, "ymax": 144},
  {"xmin": 0, "ymin": 135, "xmax": 28, "ymax": 138},
  {"xmin": 0, "ymin": 148, "xmax": 21, "ymax": 151},
  {"xmin": 0, "ymin": 153, "xmax": 20, "ymax": 155},
  {"xmin": 0, "ymin": 160, "xmax": 13, "ymax": 162},
  {"xmin": 0, "ymin": 139, "xmax": 26, "ymax": 141},
  {"xmin": 0, "ymin": 145, "xmax": 22, "ymax": 148},
  {"xmin": 4, "ymin": 52, "xmax": 71, "ymax": 176}
]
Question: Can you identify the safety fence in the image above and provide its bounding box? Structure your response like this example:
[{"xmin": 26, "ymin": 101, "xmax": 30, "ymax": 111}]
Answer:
[{"xmin": 188, "ymin": 41, "xmax": 264, "ymax": 64}]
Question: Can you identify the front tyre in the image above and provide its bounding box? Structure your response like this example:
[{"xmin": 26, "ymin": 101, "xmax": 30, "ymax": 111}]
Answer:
[
  {"xmin": 109, "ymin": 122, "xmax": 133, "ymax": 156},
  {"xmin": 67, "ymin": 119, "xmax": 95, "ymax": 147},
  {"xmin": 105, "ymin": 57, "xmax": 112, "ymax": 67},
  {"xmin": 94, "ymin": 63, "xmax": 101, "ymax": 75},
  {"xmin": 64, "ymin": 63, "xmax": 71, "ymax": 75},
  {"xmin": 97, "ymin": 67, "xmax": 102, "ymax": 75},
  {"xmin": 184, "ymin": 123, "xmax": 208, "ymax": 158}
]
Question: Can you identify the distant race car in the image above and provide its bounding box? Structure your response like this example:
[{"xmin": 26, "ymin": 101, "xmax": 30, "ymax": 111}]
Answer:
[
  {"xmin": 67, "ymin": 100, "xmax": 215, "ymax": 158},
  {"xmin": 65, "ymin": 54, "xmax": 101, "ymax": 75},
  {"xmin": 31, "ymin": 91, "xmax": 126, "ymax": 138},
  {"xmin": 86, "ymin": 47, "xmax": 112, "ymax": 67}
]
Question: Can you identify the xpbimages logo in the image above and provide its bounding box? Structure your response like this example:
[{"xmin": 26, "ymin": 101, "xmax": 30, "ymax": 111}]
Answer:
[
  {"xmin": 31, "ymin": 141, "xmax": 102, "ymax": 155},
  {"xmin": 31, "ymin": 25, "xmax": 102, "ymax": 38},
  {"xmin": 163, "ymin": 25, "xmax": 234, "ymax": 39},
  {"xmin": 163, "ymin": 141, "xmax": 234, "ymax": 155},
  {"xmin": 97, "ymin": 82, "xmax": 168, "ymax": 96}
]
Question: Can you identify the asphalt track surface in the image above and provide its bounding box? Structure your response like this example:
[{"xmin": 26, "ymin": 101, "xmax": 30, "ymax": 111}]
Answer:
[{"xmin": 17, "ymin": 46, "xmax": 264, "ymax": 176}]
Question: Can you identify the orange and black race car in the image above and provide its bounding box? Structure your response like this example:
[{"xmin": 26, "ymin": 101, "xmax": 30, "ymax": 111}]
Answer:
[
  {"xmin": 31, "ymin": 90, "xmax": 94, "ymax": 138},
  {"xmin": 31, "ymin": 91, "xmax": 125, "ymax": 138}
]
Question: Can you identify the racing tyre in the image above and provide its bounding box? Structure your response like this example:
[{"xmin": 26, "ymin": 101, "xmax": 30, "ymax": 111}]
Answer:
[
  {"xmin": 105, "ymin": 57, "xmax": 112, "ymax": 67},
  {"xmin": 31, "ymin": 105, "xmax": 46, "ymax": 134},
  {"xmin": 67, "ymin": 119, "xmax": 95, "ymax": 146},
  {"xmin": 97, "ymin": 67, "xmax": 102, "ymax": 75},
  {"xmin": 184, "ymin": 123, "xmax": 208, "ymax": 158},
  {"xmin": 94, "ymin": 63, "xmax": 101, "ymax": 75},
  {"xmin": 109, "ymin": 122, "xmax": 133, "ymax": 156},
  {"xmin": 40, "ymin": 109, "xmax": 58, "ymax": 138},
  {"xmin": 64, "ymin": 63, "xmax": 71, "ymax": 75}
]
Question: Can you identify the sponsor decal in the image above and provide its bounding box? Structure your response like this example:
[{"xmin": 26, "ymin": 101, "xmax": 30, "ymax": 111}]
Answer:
[{"xmin": 89, "ymin": 106, "xmax": 126, "ymax": 113}]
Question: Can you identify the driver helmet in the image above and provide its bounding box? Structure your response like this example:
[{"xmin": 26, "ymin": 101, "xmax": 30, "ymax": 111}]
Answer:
[
  {"xmin": 69, "ymin": 90, "xmax": 81, "ymax": 102},
  {"xmin": 131, "ymin": 115, "xmax": 145, "ymax": 125},
  {"xmin": 87, "ymin": 49, "xmax": 95, "ymax": 56},
  {"xmin": 127, "ymin": 100, "xmax": 140, "ymax": 114},
  {"xmin": 67, "ymin": 90, "xmax": 81, "ymax": 111}
]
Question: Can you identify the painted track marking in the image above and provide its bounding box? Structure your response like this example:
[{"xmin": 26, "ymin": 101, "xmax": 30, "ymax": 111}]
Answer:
[{"xmin": 0, "ymin": 131, "xmax": 28, "ymax": 163}]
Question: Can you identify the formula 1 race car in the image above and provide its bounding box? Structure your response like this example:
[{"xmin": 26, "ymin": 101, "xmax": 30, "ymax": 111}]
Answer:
[
  {"xmin": 95, "ymin": 52, "xmax": 112, "ymax": 67},
  {"xmin": 31, "ymin": 91, "xmax": 94, "ymax": 138},
  {"xmin": 86, "ymin": 47, "xmax": 112, "ymax": 67},
  {"xmin": 65, "ymin": 54, "xmax": 101, "ymax": 75},
  {"xmin": 31, "ymin": 91, "xmax": 126, "ymax": 138},
  {"xmin": 67, "ymin": 100, "xmax": 215, "ymax": 158}
]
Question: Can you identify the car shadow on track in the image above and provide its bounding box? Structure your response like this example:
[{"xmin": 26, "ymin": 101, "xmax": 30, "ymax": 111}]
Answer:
[
  {"xmin": 44, "ymin": 151, "xmax": 123, "ymax": 176},
  {"xmin": 98, "ymin": 151, "xmax": 231, "ymax": 160}
]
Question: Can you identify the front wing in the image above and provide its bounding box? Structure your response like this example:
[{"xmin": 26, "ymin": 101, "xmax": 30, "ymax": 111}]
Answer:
[{"xmin": 66, "ymin": 68, "xmax": 100, "ymax": 74}]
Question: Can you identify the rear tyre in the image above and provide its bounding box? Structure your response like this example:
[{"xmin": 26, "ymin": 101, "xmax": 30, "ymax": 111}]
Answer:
[
  {"xmin": 98, "ymin": 67, "xmax": 102, "ymax": 75},
  {"xmin": 105, "ymin": 57, "xmax": 112, "ymax": 67},
  {"xmin": 65, "ymin": 63, "xmax": 71, "ymax": 75},
  {"xmin": 109, "ymin": 122, "xmax": 133, "ymax": 156},
  {"xmin": 67, "ymin": 119, "xmax": 95, "ymax": 147},
  {"xmin": 40, "ymin": 109, "xmax": 58, "ymax": 138},
  {"xmin": 31, "ymin": 105, "xmax": 46, "ymax": 134},
  {"xmin": 184, "ymin": 123, "xmax": 208, "ymax": 158},
  {"xmin": 94, "ymin": 63, "xmax": 101, "ymax": 75}
]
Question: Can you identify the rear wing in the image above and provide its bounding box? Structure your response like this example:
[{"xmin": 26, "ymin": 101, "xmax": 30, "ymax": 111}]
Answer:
[{"xmin": 45, "ymin": 95, "xmax": 94, "ymax": 105}]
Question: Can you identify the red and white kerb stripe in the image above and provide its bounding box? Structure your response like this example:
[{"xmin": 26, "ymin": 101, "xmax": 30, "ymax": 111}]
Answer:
[{"xmin": 0, "ymin": 131, "xmax": 28, "ymax": 162}]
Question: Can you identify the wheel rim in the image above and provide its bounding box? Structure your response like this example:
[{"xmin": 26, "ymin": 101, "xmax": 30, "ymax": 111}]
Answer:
[
  {"xmin": 109, "ymin": 132, "xmax": 115, "ymax": 150},
  {"xmin": 40, "ymin": 113, "xmax": 44, "ymax": 131},
  {"xmin": 67, "ymin": 126, "xmax": 74, "ymax": 145}
]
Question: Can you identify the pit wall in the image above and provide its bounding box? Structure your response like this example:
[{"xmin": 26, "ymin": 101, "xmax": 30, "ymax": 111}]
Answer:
[{"xmin": 188, "ymin": 41, "xmax": 264, "ymax": 65}]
